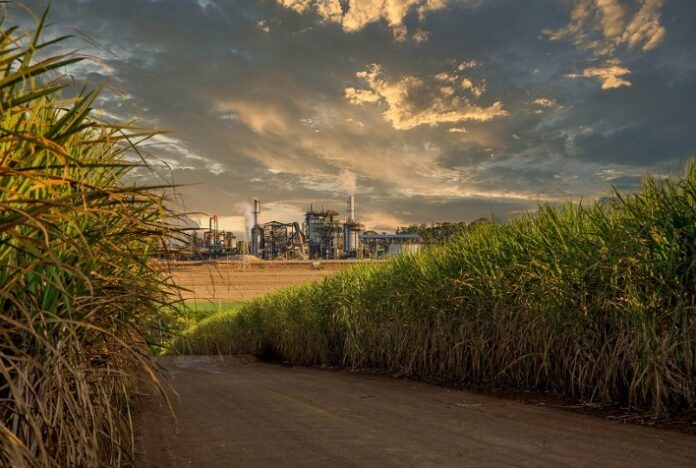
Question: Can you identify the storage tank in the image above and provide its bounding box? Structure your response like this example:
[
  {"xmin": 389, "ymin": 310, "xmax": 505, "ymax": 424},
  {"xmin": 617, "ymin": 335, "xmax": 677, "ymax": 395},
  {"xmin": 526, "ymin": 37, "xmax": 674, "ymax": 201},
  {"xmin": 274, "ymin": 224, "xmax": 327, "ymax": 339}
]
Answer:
[
  {"xmin": 342, "ymin": 196, "xmax": 362, "ymax": 257},
  {"xmin": 250, "ymin": 226, "xmax": 263, "ymax": 256},
  {"xmin": 343, "ymin": 221, "xmax": 361, "ymax": 254}
]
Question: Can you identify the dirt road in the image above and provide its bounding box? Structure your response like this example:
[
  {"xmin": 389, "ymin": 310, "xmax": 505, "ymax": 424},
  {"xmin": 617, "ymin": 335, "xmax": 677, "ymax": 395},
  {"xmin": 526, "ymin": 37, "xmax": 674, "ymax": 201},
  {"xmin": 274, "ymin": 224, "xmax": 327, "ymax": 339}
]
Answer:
[{"xmin": 136, "ymin": 356, "xmax": 696, "ymax": 467}]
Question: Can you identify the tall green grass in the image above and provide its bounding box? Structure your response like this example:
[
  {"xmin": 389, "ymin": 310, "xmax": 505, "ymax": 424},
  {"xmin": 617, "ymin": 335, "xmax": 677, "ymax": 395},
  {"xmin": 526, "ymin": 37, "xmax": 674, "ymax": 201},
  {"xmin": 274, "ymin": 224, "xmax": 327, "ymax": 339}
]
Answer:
[
  {"xmin": 1, "ymin": 10, "xmax": 180, "ymax": 467},
  {"xmin": 177, "ymin": 166, "xmax": 696, "ymax": 417},
  {"xmin": 173, "ymin": 301, "xmax": 247, "ymax": 354}
]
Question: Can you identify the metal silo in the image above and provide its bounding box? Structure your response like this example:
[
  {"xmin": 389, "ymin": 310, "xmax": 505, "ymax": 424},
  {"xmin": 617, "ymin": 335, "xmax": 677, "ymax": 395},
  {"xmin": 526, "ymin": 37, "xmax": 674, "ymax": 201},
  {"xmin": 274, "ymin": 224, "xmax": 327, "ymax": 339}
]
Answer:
[{"xmin": 343, "ymin": 196, "xmax": 363, "ymax": 257}]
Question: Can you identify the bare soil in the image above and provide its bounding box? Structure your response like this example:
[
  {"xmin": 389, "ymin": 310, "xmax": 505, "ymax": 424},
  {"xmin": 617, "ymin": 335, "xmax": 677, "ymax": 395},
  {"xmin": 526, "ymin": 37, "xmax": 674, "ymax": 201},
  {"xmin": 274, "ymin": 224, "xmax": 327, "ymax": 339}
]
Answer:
[
  {"xmin": 135, "ymin": 356, "xmax": 696, "ymax": 467},
  {"xmin": 167, "ymin": 260, "xmax": 360, "ymax": 302}
]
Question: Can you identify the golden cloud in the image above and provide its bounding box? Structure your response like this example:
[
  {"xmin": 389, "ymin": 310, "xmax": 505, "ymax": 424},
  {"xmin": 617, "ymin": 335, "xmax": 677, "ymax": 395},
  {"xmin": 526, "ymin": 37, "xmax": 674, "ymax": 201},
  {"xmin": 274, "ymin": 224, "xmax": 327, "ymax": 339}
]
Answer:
[
  {"xmin": 545, "ymin": 0, "xmax": 666, "ymax": 90},
  {"xmin": 276, "ymin": 0, "xmax": 468, "ymax": 42},
  {"xmin": 345, "ymin": 63, "xmax": 508, "ymax": 130},
  {"xmin": 567, "ymin": 60, "xmax": 632, "ymax": 89},
  {"xmin": 545, "ymin": 0, "xmax": 666, "ymax": 56}
]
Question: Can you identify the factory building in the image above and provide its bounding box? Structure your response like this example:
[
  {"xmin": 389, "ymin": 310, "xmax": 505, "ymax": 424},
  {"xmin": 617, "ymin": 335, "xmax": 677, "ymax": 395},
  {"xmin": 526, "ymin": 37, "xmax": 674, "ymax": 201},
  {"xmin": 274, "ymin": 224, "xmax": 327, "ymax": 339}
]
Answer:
[
  {"xmin": 260, "ymin": 221, "xmax": 306, "ymax": 260},
  {"xmin": 203, "ymin": 214, "xmax": 237, "ymax": 254},
  {"xmin": 247, "ymin": 196, "xmax": 364, "ymax": 260},
  {"xmin": 188, "ymin": 214, "xmax": 238, "ymax": 258},
  {"xmin": 305, "ymin": 206, "xmax": 343, "ymax": 259},
  {"xmin": 186, "ymin": 195, "xmax": 424, "ymax": 261},
  {"xmin": 360, "ymin": 233, "xmax": 423, "ymax": 259},
  {"xmin": 248, "ymin": 198, "xmax": 308, "ymax": 260}
]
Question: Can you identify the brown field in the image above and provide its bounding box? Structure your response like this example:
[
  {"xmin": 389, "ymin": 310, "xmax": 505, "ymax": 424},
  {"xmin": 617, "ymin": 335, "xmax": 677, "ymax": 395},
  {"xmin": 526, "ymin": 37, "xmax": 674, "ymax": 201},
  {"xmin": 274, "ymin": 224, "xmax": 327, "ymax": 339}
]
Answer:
[{"xmin": 168, "ymin": 260, "xmax": 365, "ymax": 302}]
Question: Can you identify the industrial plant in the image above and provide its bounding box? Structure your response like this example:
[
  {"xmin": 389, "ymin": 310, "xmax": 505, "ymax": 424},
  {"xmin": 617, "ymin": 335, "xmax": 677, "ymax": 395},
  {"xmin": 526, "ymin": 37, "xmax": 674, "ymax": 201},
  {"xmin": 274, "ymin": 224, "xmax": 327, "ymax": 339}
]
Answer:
[{"xmin": 187, "ymin": 195, "xmax": 423, "ymax": 260}]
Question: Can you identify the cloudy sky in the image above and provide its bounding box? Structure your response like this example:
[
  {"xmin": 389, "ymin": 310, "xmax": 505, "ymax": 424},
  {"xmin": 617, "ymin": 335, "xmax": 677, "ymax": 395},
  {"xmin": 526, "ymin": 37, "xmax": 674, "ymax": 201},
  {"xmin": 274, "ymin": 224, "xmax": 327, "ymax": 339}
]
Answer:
[{"xmin": 12, "ymin": 0, "xmax": 696, "ymax": 233}]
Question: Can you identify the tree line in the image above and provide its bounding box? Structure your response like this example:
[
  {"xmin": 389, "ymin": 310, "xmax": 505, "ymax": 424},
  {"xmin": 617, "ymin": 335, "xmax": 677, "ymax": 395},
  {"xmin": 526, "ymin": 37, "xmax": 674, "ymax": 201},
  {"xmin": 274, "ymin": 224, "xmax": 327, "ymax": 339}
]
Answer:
[{"xmin": 395, "ymin": 218, "xmax": 491, "ymax": 243}]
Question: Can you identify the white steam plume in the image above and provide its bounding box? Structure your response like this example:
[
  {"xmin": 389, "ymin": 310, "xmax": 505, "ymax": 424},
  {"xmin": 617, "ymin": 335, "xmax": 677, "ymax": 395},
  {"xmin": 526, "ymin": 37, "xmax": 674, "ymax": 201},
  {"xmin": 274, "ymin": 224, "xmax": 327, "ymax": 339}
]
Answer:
[
  {"xmin": 339, "ymin": 169, "xmax": 356, "ymax": 195},
  {"xmin": 236, "ymin": 202, "xmax": 255, "ymax": 241}
]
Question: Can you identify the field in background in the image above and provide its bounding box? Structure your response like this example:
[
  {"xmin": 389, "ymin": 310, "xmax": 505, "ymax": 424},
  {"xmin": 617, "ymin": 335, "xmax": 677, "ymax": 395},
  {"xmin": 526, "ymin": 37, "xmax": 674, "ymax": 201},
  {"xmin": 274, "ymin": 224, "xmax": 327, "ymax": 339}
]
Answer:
[{"xmin": 170, "ymin": 260, "xmax": 362, "ymax": 302}]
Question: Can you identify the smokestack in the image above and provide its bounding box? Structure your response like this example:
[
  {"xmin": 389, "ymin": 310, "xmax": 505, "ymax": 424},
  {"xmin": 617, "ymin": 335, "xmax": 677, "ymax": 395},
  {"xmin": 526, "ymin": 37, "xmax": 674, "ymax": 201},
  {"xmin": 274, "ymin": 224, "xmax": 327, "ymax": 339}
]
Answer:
[
  {"xmin": 348, "ymin": 195, "xmax": 355, "ymax": 221},
  {"xmin": 253, "ymin": 198, "xmax": 260, "ymax": 226},
  {"xmin": 250, "ymin": 199, "xmax": 262, "ymax": 257}
]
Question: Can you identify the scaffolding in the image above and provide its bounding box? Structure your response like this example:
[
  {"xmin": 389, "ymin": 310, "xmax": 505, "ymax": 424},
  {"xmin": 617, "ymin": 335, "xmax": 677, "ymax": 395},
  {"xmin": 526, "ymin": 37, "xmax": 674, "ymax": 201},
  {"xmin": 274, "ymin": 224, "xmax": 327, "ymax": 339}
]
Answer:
[{"xmin": 259, "ymin": 221, "xmax": 307, "ymax": 260}]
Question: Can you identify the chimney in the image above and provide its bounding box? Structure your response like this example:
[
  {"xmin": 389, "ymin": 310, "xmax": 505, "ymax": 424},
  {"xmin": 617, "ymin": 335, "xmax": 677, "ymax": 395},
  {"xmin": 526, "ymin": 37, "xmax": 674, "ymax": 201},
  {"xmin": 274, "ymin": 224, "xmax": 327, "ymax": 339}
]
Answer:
[
  {"xmin": 253, "ymin": 198, "xmax": 260, "ymax": 227},
  {"xmin": 348, "ymin": 195, "xmax": 355, "ymax": 221}
]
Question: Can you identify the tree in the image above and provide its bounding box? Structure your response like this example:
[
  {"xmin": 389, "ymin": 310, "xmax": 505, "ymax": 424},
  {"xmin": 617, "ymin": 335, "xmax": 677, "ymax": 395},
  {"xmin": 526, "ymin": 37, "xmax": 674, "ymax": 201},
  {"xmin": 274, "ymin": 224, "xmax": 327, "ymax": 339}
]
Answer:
[{"xmin": 396, "ymin": 220, "xmax": 488, "ymax": 243}]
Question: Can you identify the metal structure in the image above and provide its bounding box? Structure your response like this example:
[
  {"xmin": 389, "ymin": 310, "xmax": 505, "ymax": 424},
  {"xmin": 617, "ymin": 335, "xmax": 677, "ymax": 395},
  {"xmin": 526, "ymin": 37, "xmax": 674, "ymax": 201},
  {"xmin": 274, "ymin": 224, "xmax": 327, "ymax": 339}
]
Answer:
[
  {"xmin": 246, "ymin": 199, "xmax": 307, "ymax": 259},
  {"xmin": 259, "ymin": 221, "xmax": 307, "ymax": 260},
  {"xmin": 247, "ymin": 195, "xmax": 418, "ymax": 260},
  {"xmin": 187, "ymin": 214, "xmax": 238, "ymax": 258},
  {"xmin": 204, "ymin": 215, "xmax": 219, "ymax": 251},
  {"xmin": 305, "ymin": 205, "xmax": 344, "ymax": 259},
  {"xmin": 179, "ymin": 194, "xmax": 429, "ymax": 261}
]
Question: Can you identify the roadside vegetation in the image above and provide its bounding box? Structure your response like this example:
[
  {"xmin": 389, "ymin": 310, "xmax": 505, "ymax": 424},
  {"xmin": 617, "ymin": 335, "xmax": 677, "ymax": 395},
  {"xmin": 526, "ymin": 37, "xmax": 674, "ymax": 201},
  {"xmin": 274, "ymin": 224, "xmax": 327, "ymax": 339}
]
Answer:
[
  {"xmin": 174, "ymin": 301, "xmax": 246, "ymax": 354},
  {"xmin": 1, "ymin": 10, "xmax": 180, "ymax": 467},
  {"xmin": 176, "ymin": 165, "xmax": 696, "ymax": 418},
  {"xmin": 176, "ymin": 300, "xmax": 245, "ymax": 331}
]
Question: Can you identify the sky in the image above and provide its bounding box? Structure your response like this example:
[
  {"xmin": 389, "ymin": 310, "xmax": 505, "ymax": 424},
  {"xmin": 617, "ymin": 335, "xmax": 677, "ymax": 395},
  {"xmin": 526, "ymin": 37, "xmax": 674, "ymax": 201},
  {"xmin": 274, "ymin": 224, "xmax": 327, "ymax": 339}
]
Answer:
[{"xmin": 10, "ymin": 0, "xmax": 696, "ymax": 234}]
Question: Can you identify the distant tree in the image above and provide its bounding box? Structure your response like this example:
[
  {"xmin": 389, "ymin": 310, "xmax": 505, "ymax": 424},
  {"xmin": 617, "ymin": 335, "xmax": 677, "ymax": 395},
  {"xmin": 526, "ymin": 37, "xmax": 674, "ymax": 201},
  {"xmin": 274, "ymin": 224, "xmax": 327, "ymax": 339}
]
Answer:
[
  {"xmin": 396, "ymin": 219, "xmax": 489, "ymax": 243},
  {"xmin": 468, "ymin": 217, "xmax": 493, "ymax": 228}
]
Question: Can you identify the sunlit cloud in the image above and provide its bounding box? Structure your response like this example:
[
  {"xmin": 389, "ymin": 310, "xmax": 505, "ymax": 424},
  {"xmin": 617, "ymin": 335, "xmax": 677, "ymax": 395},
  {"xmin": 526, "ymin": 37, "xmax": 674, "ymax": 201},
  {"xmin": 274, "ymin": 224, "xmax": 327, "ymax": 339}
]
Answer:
[
  {"xmin": 545, "ymin": 0, "xmax": 666, "ymax": 56},
  {"xmin": 545, "ymin": 0, "xmax": 667, "ymax": 90},
  {"xmin": 567, "ymin": 60, "xmax": 632, "ymax": 89},
  {"xmin": 533, "ymin": 97, "xmax": 558, "ymax": 108},
  {"xmin": 146, "ymin": 134, "xmax": 225, "ymax": 175},
  {"xmin": 216, "ymin": 100, "xmax": 292, "ymax": 135},
  {"xmin": 345, "ymin": 63, "xmax": 508, "ymax": 130},
  {"xmin": 256, "ymin": 19, "xmax": 270, "ymax": 32},
  {"xmin": 461, "ymin": 78, "xmax": 486, "ymax": 98},
  {"xmin": 275, "ymin": 0, "xmax": 478, "ymax": 41}
]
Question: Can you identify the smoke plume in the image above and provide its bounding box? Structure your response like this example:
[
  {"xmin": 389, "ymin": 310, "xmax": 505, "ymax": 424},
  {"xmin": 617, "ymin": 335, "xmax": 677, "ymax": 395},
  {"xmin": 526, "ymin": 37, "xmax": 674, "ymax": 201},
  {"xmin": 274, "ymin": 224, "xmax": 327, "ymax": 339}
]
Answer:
[
  {"xmin": 339, "ymin": 169, "xmax": 357, "ymax": 195},
  {"xmin": 236, "ymin": 202, "xmax": 255, "ymax": 241}
]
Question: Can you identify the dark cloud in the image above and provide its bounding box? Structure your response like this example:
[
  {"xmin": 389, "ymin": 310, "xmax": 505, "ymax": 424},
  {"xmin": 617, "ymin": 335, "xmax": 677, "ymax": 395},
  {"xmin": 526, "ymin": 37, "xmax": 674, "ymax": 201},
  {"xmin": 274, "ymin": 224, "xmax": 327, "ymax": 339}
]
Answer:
[{"xmin": 10, "ymin": 0, "xmax": 696, "ymax": 233}]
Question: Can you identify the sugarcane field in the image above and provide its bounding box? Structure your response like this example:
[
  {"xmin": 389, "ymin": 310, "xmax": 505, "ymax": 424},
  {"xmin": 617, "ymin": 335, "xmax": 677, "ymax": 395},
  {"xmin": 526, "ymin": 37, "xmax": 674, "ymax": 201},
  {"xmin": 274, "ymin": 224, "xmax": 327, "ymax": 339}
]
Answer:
[{"xmin": 2, "ymin": 1, "xmax": 696, "ymax": 467}]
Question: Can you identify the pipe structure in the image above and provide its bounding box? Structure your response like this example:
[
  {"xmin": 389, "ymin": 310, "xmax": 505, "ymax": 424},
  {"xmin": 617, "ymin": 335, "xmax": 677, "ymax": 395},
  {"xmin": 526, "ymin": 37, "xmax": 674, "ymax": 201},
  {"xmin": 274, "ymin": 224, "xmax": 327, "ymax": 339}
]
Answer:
[
  {"xmin": 348, "ymin": 195, "xmax": 355, "ymax": 221},
  {"xmin": 209, "ymin": 215, "xmax": 218, "ymax": 236}
]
